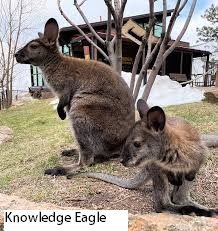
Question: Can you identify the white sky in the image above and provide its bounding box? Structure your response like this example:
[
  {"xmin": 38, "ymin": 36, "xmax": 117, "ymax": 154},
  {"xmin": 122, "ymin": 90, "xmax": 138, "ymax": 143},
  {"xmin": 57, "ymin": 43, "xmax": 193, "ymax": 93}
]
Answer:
[{"xmin": 31, "ymin": 0, "xmax": 217, "ymax": 47}]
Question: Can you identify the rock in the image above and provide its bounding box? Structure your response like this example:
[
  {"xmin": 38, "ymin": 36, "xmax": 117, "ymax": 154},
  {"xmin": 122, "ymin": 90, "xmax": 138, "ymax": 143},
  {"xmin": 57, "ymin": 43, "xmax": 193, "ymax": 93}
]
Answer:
[
  {"xmin": 129, "ymin": 213, "xmax": 218, "ymax": 231},
  {"xmin": 0, "ymin": 193, "xmax": 217, "ymax": 230},
  {"xmin": 204, "ymin": 88, "xmax": 218, "ymax": 103},
  {"xmin": 0, "ymin": 126, "xmax": 13, "ymax": 145}
]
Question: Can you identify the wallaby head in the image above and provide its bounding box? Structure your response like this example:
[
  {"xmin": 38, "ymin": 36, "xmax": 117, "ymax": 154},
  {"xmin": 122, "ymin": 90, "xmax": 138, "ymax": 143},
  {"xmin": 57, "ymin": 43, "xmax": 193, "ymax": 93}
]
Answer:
[
  {"xmin": 15, "ymin": 18, "xmax": 59, "ymax": 66},
  {"xmin": 121, "ymin": 99, "xmax": 166, "ymax": 167}
]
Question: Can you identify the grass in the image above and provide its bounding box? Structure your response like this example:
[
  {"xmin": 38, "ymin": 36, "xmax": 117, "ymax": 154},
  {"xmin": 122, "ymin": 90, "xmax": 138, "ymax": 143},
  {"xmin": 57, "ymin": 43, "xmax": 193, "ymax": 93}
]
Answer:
[
  {"xmin": 0, "ymin": 99, "xmax": 73, "ymax": 189},
  {"xmin": 165, "ymin": 102, "xmax": 218, "ymax": 133},
  {"xmin": 0, "ymin": 99, "xmax": 217, "ymax": 205}
]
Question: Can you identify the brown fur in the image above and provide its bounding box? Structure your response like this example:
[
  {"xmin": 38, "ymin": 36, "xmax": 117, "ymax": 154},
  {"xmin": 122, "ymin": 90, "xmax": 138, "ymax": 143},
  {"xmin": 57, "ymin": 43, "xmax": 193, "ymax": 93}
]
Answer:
[
  {"xmin": 69, "ymin": 100, "xmax": 217, "ymax": 216},
  {"xmin": 15, "ymin": 18, "xmax": 135, "ymax": 175},
  {"xmin": 155, "ymin": 117, "xmax": 206, "ymax": 174}
]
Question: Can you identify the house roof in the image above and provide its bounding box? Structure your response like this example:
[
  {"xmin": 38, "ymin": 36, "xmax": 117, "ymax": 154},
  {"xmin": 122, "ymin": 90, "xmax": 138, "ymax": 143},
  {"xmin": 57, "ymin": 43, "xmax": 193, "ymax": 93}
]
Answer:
[
  {"xmin": 68, "ymin": 32, "xmax": 211, "ymax": 57},
  {"xmin": 60, "ymin": 9, "xmax": 174, "ymax": 33},
  {"xmin": 59, "ymin": 9, "xmax": 210, "ymax": 58}
]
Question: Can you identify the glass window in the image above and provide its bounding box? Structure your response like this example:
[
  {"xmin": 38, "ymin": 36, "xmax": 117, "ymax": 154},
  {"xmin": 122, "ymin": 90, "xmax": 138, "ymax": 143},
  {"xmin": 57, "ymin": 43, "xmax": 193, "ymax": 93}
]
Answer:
[
  {"xmin": 31, "ymin": 65, "xmax": 46, "ymax": 87},
  {"xmin": 32, "ymin": 66, "xmax": 37, "ymax": 75},
  {"xmin": 33, "ymin": 74, "xmax": 38, "ymax": 86},
  {"xmin": 154, "ymin": 23, "xmax": 162, "ymax": 38},
  {"xmin": 63, "ymin": 44, "xmax": 72, "ymax": 56}
]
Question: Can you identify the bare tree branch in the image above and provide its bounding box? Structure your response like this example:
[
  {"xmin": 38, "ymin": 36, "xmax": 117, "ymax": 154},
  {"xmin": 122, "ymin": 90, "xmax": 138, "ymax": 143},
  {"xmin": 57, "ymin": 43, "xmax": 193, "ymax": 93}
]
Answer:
[
  {"xmin": 0, "ymin": 0, "xmax": 39, "ymax": 108},
  {"xmin": 165, "ymin": 0, "xmax": 181, "ymax": 39},
  {"xmin": 163, "ymin": 0, "xmax": 197, "ymax": 60},
  {"xmin": 106, "ymin": 0, "xmax": 112, "ymax": 42},
  {"xmin": 119, "ymin": 0, "xmax": 127, "ymax": 20},
  {"xmin": 130, "ymin": 0, "xmax": 155, "ymax": 93},
  {"xmin": 133, "ymin": 37, "xmax": 162, "ymax": 101},
  {"xmin": 74, "ymin": 0, "xmax": 105, "ymax": 45},
  {"xmin": 162, "ymin": 0, "xmax": 167, "ymax": 34},
  {"xmin": 78, "ymin": 0, "xmax": 86, "ymax": 7},
  {"xmin": 104, "ymin": 0, "xmax": 118, "ymax": 24},
  {"xmin": 114, "ymin": 0, "xmax": 120, "ymax": 15},
  {"xmin": 57, "ymin": 0, "xmax": 109, "ymax": 61},
  {"xmin": 141, "ymin": 0, "xmax": 196, "ymax": 101},
  {"xmin": 178, "ymin": 0, "xmax": 188, "ymax": 14}
]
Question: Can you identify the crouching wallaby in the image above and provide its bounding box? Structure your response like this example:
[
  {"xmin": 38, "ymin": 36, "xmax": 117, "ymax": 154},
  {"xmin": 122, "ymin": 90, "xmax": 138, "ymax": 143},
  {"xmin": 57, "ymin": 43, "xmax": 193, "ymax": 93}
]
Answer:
[
  {"xmin": 68, "ymin": 99, "xmax": 218, "ymax": 217},
  {"xmin": 15, "ymin": 18, "xmax": 135, "ymax": 175}
]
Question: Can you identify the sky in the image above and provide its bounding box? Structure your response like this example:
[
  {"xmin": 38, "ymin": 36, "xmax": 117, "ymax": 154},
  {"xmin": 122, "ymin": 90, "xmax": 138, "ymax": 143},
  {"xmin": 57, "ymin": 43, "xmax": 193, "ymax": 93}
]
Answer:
[{"xmin": 31, "ymin": 0, "xmax": 217, "ymax": 47}]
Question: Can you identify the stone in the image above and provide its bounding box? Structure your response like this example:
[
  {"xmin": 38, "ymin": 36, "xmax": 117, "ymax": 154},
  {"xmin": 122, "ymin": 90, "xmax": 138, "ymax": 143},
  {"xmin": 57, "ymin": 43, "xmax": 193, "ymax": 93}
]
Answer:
[
  {"xmin": 0, "ymin": 126, "xmax": 13, "ymax": 145},
  {"xmin": 0, "ymin": 193, "xmax": 217, "ymax": 230}
]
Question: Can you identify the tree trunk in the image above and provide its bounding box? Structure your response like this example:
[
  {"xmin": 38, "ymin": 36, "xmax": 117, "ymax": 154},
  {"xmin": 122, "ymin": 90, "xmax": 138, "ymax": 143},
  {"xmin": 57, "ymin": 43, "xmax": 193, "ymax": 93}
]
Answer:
[{"xmin": 115, "ymin": 31, "xmax": 122, "ymax": 75}]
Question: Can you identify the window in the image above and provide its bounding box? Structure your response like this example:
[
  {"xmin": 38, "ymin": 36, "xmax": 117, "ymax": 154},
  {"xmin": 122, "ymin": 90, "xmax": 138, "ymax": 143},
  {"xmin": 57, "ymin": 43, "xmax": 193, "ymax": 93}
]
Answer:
[
  {"xmin": 62, "ymin": 44, "xmax": 72, "ymax": 56},
  {"xmin": 140, "ymin": 22, "xmax": 163, "ymax": 38},
  {"xmin": 153, "ymin": 23, "xmax": 162, "ymax": 38},
  {"xmin": 30, "ymin": 65, "xmax": 45, "ymax": 87}
]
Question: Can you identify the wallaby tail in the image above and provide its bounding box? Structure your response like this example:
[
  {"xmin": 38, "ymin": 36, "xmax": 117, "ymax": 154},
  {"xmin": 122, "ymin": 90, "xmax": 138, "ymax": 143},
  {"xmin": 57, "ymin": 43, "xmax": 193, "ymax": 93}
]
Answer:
[
  {"xmin": 67, "ymin": 168, "xmax": 151, "ymax": 189},
  {"xmin": 201, "ymin": 134, "xmax": 218, "ymax": 147}
]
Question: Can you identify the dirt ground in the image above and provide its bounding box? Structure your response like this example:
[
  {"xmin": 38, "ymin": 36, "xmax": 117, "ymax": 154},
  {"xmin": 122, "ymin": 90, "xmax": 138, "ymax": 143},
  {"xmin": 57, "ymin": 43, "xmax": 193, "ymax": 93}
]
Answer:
[{"xmin": 5, "ymin": 147, "xmax": 218, "ymax": 215}]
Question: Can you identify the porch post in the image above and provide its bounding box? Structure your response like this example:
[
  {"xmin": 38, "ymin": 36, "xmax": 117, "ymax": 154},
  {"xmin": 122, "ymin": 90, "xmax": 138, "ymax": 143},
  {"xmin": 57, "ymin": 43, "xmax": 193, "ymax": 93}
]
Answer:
[
  {"xmin": 215, "ymin": 63, "xmax": 218, "ymax": 88},
  {"xmin": 204, "ymin": 54, "xmax": 209, "ymax": 87}
]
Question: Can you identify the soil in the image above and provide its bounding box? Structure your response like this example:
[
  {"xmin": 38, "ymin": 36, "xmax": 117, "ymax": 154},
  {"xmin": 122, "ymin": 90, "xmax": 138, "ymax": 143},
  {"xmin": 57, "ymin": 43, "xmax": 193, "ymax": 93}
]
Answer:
[{"xmin": 5, "ymin": 148, "xmax": 218, "ymax": 215}]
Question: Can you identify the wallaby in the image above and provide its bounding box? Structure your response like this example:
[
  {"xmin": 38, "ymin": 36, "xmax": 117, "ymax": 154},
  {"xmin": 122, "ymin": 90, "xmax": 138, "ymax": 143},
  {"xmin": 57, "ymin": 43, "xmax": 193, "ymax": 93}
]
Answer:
[
  {"xmin": 15, "ymin": 18, "xmax": 135, "ymax": 175},
  {"xmin": 67, "ymin": 99, "xmax": 218, "ymax": 217}
]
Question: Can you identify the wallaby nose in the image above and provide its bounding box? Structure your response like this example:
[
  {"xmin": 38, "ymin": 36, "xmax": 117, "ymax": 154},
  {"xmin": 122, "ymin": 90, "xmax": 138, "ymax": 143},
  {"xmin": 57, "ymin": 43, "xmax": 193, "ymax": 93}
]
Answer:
[
  {"xmin": 15, "ymin": 50, "xmax": 25, "ymax": 58},
  {"xmin": 120, "ymin": 155, "xmax": 130, "ymax": 166}
]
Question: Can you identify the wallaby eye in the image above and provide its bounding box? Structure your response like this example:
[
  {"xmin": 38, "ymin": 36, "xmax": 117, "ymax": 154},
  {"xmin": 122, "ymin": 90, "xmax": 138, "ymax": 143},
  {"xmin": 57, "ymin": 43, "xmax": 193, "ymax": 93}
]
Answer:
[
  {"xmin": 133, "ymin": 141, "xmax": 141, "ymax": 148},
  {"xmin": 30, "ymin": 44, "xmax": 39, "ymax": 49}
]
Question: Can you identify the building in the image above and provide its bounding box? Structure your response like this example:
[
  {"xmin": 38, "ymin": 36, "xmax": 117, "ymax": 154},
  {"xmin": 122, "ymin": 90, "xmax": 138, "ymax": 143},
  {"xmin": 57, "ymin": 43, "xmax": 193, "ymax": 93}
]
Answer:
[{"xmin": 30, "ymin": 10, "xmax": 211, "ymax": 89}]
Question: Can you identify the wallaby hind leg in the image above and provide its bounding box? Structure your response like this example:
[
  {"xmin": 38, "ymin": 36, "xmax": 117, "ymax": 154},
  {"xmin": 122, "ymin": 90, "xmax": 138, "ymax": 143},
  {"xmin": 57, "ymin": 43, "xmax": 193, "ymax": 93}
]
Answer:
[
  {"xmin": 151, "ymin": 168, "xmax": 215, "ymax": 217},
  {"xmin": 45, "ymin": 120, "xmax": 104, "ymax": 176},
  {"xmin": 44, "ymin": 164, "xmax": 82, "ymax": 176},
  {"xmin": 171, "ymin": 180, "xmax": 195, "ymax": 205},
  {"xmin": 45, "ymin": 140, "xmax": 95, "ymax": 176},
  {"xmin": 171, "ymin": 180, "xmax": 218, "ymax": 216}
]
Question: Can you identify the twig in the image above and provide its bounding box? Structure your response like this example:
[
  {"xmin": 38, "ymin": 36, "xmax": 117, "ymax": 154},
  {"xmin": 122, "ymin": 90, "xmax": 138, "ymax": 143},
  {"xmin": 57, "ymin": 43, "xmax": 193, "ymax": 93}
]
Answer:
[
  {"xmin": 74, "ymin": 0, "xmax": 105, "ymax": 45},
  {"xmin": 57, "ymin": 0, "xmax": 109, "ymax": 61}
]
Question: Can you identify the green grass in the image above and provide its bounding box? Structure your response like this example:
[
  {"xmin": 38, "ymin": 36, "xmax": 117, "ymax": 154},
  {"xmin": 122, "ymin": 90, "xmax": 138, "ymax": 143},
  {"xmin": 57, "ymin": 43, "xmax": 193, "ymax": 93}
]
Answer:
[
  {"xmin": 0, "ymin": 99, "xmax": 73, "ymax": 189},
  {"xmin": 0, "ymin": 99, "xmax": 217, "ymax": 198},
  {"xmin": 164, "ymin": 102, "xmax": 218, "ymax": 133}
]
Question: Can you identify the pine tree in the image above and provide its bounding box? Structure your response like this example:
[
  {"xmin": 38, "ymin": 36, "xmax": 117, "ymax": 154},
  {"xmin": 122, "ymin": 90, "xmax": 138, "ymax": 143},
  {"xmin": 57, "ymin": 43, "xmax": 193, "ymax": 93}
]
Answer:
[{"xmin": 196, "ymin": 4, "xmax": 218, "ymax": 42}]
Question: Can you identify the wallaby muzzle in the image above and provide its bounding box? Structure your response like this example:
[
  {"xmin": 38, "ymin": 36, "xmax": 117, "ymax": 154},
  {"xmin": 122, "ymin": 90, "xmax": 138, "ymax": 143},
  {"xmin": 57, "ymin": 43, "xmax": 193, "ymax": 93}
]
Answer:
[
  {"xmin": 120, "ymin": 151, "xmax": 132, "ymax": 167},
  {"xmin": 15, "ymin": 48, "xmax": 30, "ymax": 64}
]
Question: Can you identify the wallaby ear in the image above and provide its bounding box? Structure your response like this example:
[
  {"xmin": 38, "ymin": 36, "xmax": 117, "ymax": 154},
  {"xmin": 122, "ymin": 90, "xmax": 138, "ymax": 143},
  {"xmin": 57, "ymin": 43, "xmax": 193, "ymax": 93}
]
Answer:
[
  {"xmin": 137, "ymin": 99, "xmax": 149, "ymax": 119},
  {"xmin": 43, "ymin": 18, "xmax": 59, "ymax": 44},
  {"xmin": 147, "ymin": 106, "xmax": 166, "ymax": 131},
  {"xmin": 38, "ymin": 32, "xmax": 44, "ymax": 38}
]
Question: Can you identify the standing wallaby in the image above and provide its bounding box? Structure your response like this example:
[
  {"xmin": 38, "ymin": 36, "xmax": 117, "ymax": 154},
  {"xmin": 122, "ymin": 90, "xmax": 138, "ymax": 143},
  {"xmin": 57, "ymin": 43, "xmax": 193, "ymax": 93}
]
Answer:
[
  {"xmin": 15, "ymin": 18, "xmax": 135, "ymax": 175},
  {"xmin": 68, "ymin": 99, "xmax": 218, "ymax": 217}
]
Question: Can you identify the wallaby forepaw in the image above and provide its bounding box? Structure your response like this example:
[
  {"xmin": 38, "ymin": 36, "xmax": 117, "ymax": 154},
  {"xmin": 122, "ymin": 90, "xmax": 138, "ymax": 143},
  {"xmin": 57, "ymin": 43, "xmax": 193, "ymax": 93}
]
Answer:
[
  {"xmin": 44, "ymin": 166, "xmax": 67, "ymax": 176},
  {"xmin": 58, "ymin": 111, "xmax": 66, "ymax": 120},
  {"xmin": 57, "ymin": 106, "xmax": 66, "ymax": 120}
]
